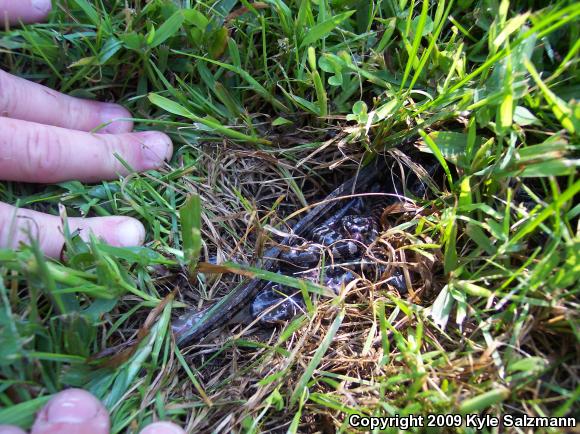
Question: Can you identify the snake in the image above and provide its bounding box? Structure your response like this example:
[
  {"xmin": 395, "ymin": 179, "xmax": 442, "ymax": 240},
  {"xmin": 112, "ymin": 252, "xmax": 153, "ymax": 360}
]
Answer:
[
  {"xmin": 249, "ymin": 196, "xmax": 407, "ymax": 324},
  {"xmin": 172, "ymin": 158, "xmax": 409, "ymax": 345}
]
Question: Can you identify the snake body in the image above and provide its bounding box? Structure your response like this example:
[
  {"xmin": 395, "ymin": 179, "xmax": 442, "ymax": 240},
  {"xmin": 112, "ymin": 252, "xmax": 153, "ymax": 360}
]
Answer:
[
  {"xmin": 250, "ymin": 199, "xmax": 385, "ymax": 323},
  {"xmin": 173, "ymin": 158, "xmax": 397, "ymax": 345}
]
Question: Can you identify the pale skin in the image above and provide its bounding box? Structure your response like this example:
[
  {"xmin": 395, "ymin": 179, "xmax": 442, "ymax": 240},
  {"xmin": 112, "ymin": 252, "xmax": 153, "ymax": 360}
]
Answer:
[
  {"xmin": 0, "ymin": 1, "xmax": 174, "ymax": 258},
  {"xmin": 0, "ymin": 2, "xmax": 184, "ymax": 433}
]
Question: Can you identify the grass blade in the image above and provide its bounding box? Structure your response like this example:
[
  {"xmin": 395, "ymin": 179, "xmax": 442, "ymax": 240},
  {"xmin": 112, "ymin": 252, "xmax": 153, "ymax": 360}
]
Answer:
[
  {"xmin": 299, "ymin": 11, "xmax": 355, "ymax": 48},
  {"xmin": 290, "ymin": 308, "xmax": 345, "ymax": 404}
]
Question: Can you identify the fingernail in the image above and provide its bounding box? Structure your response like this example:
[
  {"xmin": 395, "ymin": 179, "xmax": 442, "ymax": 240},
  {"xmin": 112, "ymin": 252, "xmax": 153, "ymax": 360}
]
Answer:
[
  {"xmin": 116, "ymin": 219, "xmax": 145, "ymax": 247},
  {"xmin": 99, "ymin": 103, "xmax": 132, "ymax": 134},
  {"xmin": 139, "ymin": 132, "xmax": 173, "ymax": 169},
  {"xmin": 31, "ymin": 0, "xmax": 52, "ymax": 13},
  {"xmin": 140, "ymin": 421, "xmax": 185, "ymax": 434},
  {"xmin": 45, "ymin": 389, "xmax": 100, "ymax": 424}
]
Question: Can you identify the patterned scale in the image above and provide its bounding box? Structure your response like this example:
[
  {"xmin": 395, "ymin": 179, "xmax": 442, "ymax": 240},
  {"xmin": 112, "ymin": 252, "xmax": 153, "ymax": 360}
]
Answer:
[{"xmin": 251, "ymin": 197, "xmax": 387, "ymax": 324}]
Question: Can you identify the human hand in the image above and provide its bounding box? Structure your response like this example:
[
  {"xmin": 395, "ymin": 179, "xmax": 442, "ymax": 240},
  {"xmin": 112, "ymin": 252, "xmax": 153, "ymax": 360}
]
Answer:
[
  {"xmin": 0, "ymin": 389, "xmax": 185, "ymax": 434},
  {"xmin": 0, "ymin": 1, "xmax": 173, "ymax": 258}
]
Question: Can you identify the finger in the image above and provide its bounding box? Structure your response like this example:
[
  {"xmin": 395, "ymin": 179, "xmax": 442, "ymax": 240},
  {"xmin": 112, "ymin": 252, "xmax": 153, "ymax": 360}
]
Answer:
[
  {"xmin": 30, "ymin": 389, "xmax": 109, "ymax": 434},
  {"xmin": 0, "ymin": 117, "xmax": 172, "ymax": 183},
  {"xmin": 0, "ymin": 202, "xmax": 146, "ymax": 258},
  {"xmin": 0, "ymin": 426, "xmax": 27, "ymax": 434},
  {"xmin": 139, "ymin": 422, "xmax": 186, "ymax": 434},
  {"xmin": 0, "ymin": 0, "xmax": 51, "ymax": 25},
  {"xmin": 0, "ymin": 70, "xmax": 133, "ymax": 134}
]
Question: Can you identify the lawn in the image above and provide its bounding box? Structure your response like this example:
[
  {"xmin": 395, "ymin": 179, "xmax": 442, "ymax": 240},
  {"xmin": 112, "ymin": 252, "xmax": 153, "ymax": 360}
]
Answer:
[{"xmin": 0, "ymin": 0, "xmax": 579, "ymax": 432}]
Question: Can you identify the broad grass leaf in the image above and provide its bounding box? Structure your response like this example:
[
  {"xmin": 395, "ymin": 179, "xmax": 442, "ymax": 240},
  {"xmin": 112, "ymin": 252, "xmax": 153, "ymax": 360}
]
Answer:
[
  {"xmin": 373, "ymin": 99, "xmax": 398, "ymax": 121},
  {"xmin": 443, "ymin": 217, "xmax": 458, "ymax": 274},
  {"xmin": 419, "ymin": 129, "xmax": 453, "ymax": 188},
  {"xmin": 506, "ymin": 180, "xmax": 580, "ymax": 249},
  {"xmin": 458, "ymin": 176, "xmax": 472, "ymax": 208},
  {"xmin": 0, "ymin": 279, "xmax": 24, "ymax": 366},
  {"xmin": 450, "ymin": 288, "xmax": 467, "ymax": 331},
  {"xmin": 148, "ymin": 93, "xmax": 193, "ymax": 118},
  {"xmin": 183, "ymin": 9, "xmax": 209, "ymax": 30},
  {"xmin": 518, "ymin": 135, "xmax": 569, "ymax": 161},
  {"xmin": 272, "ymin": 116, "xmax": 293, "ymax": 126},
  {"xmin": 525, "ymin": 59, "xmax": 575, "ymax": 134},
  {"xmin": 495, "ymin": 135, "xmax": 578, "ymax": 177},
  {"xmin": 150, "ymin": 11, "xmax": 184, "ymax": 48},
  {"xmin": 198, "ymin": 262, "xmax": 331, "ymax": 296},
  {"xmin": 288, "ymin": 93, "xmax": 321, "ymax": 115},
  {"xmin": 376, "ymin": 17, "xmax": 396, "ymax": 51},
  {"xmin": 296, "ymin": 0, "xmax": 314, "ymax": 36},
  {"xmin": 213, "ymin": 82, "xmax": 243, "ymax": 118},
  {"xmin": 101, "ymin": 322, "xmax": 166, "ymax": 408},
  {"xmin": 208, "ymin": 27, "xmax": 229, "ymax": 58},
  {"xmin": 430, "ymin": 284, "xmax": 454, "ymax": 330},
  {"xmin": 70, "ymin": 0, "xmax": 101, "ymax": 28},
  {"xmin": 82, "ymin": 298, "xmax": 117, "ymax": 321},
  {"xmin": 120, "ymin": 32, "xmax": 144, "ymax": 51},
  {"xmin": 513, "ymin": 106, "xmax": 539, "ymax": 126},
  {"xmin": 0, "ymin": 396, "xmax": 51, "ymax": 428},
  {"xmin": 300, "ymin": 11, "xmax": 355, "ymax": 48},
  {"xmin": 498, "ymin": 92, "xmax": 513, "ymax": 130},
  {"xmin": 425, "ymin": 131, "xmax": 478, "ymax": 168},
  {"xmin": 493, "ymin": 13, "xmax": 530, "ymax": 50},
  {"xmin": 97, "ymin": 37, "xmax": 122, "ymax": 64},
  {"xmin": 213, "ymin": 0, "xmax": 238, "ymax": 18},
  {"xmin": 149, "ymin": 93, "xmax": 267, "ymax": 143},
  {"xmin": 516, "ymin": 159, "xmax": 580, "ymax": 178},
  {"xmin": 507, "ymin": 357, "xmax": 548, "ymax": 374},
  {"xmin": 454, "ymin": 281, "xmax": 492, "ymax": 298},
  {"xmin": 465, "ymin": 223, "xmax": 495, "ymax": 255},
  {"xmin": 460, "ymin": 388, "xmax": 510, "ymax": 413},
  {"xmin": 95, "ymin": 245, "xmax": 174, "ymax": 266},
  {"xmin": 180, "ymin": 194, "xmax": 202, "ymax": 271}
]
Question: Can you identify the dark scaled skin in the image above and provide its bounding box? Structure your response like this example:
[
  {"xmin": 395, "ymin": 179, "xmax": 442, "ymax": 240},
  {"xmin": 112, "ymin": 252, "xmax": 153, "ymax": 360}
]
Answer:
[
  {"xmin": 250, "ymin": 283, "xmax": 305, "ymax": 323},
  {"xmin": 341, "ymin": 215, "xmax": 379, "ymax": 244},
  {"xmin": 251, "ymin": 204, "xmax": 385, "ymax": 325},
  {"xmin": 279, "ymin": 243, "xmax": 321, "ymax": 269}
]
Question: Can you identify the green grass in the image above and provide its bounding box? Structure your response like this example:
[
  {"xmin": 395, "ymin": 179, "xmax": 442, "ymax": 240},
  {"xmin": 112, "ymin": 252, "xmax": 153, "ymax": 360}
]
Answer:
[{"xmin": 1, "ymin": 0, "xmax": 579, "ymax": 432}]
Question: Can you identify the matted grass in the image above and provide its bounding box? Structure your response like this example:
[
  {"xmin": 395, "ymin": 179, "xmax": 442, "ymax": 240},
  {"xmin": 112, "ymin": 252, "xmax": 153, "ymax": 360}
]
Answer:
[{"xmin": 0, "ymin": 0, "xmax": 578, "ymax": 432}]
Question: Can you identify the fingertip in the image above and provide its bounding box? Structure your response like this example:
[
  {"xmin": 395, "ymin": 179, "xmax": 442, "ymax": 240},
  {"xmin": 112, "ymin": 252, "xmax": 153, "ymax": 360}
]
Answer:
[
  {"xmin": 161, "ymin": 133, "xmax": 174, "ymax": 161},
  {"xmin": 139, "ymin": 421, "xmax": 185, "ymax": 434},
  {"xmin": 115, "ymin": 218, "xmax": 146, "ymax": 247},
  {"xmin": 98, "ymin": 103, "xmax": 134, "ymax": 134},
  {"xmin": 31, "ymin": 389, "xmax": 109, "ymax": 434},
  {"xmin": 30, "ymin": 0, "xmax": 51, "ymax": 18},
  {"xmin": 43, "ymin": 389, "xmax": 101, "ymax": 424},
  {"xmin": 76, "ymin": 216, "xmax": 146, "ymax": 248},
  {"xmin": 137, "ymin": 131, "xmax": 174, "ymax": 170}
]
